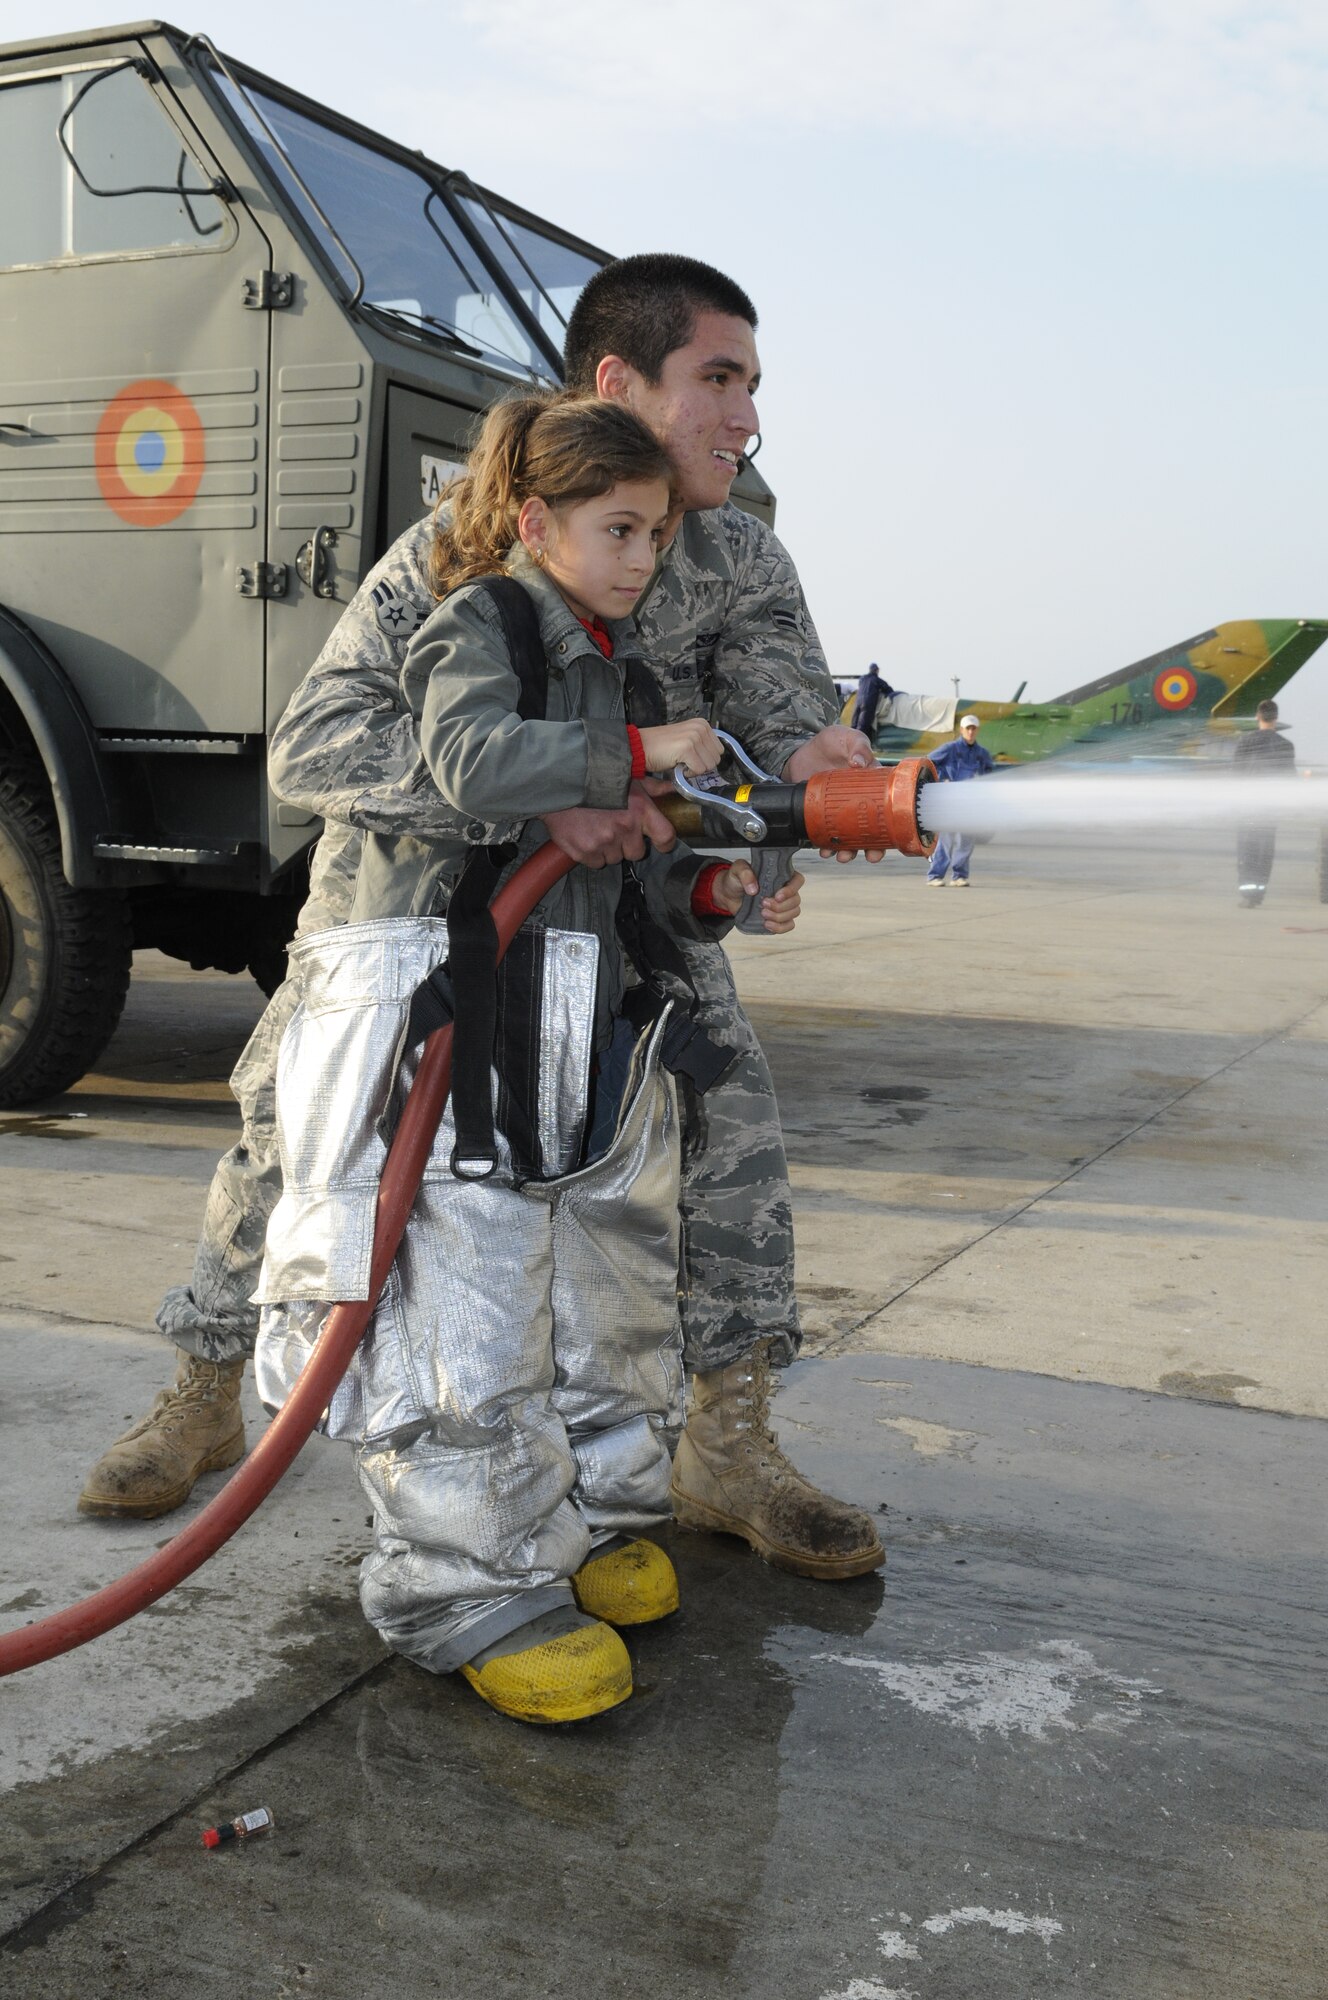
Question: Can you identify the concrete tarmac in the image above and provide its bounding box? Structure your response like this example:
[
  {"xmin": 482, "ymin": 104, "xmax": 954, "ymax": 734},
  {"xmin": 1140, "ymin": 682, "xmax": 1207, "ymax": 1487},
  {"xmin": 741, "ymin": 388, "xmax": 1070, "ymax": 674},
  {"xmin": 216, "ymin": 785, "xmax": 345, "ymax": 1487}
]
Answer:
[{"xmin": 1, "ymin": 825, "xmax": 1324, "ymax": 1997}]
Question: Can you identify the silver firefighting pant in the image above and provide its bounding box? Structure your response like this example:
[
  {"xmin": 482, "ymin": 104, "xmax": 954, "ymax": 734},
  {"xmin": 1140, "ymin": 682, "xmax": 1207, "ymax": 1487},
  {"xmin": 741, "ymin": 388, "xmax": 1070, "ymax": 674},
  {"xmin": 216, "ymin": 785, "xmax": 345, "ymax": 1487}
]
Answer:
[
  {"xmin": 158, "ymin": 836, "xmax": 799, "ymax": 1373},
  {"xmin": 253, "ymin": 919, "xmax": 684, "ymax": 1673}
]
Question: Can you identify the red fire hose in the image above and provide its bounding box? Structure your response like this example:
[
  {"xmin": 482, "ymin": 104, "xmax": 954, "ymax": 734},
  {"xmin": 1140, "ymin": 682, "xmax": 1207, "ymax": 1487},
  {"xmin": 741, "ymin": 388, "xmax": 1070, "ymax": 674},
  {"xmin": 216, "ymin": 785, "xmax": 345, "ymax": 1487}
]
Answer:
[
  {"xmin": 0, "ymin": 842, "xmax": 575, "ymax": 1677},
  {"xmin": 0, "ymin": 760, "xmax": 936, "ymax": 1678}
]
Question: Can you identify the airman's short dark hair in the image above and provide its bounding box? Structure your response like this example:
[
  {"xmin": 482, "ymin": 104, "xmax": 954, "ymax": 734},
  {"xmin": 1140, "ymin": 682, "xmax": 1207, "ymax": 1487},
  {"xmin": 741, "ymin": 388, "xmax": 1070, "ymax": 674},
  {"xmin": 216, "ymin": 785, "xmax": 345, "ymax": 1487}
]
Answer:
[
  {"xmin": 564, "ymin": 254, "xmax": 757, "ymax": 394},
  {"xmin": 1256, "ymin": 700, "xmax": 1279, "ymax": 722}
]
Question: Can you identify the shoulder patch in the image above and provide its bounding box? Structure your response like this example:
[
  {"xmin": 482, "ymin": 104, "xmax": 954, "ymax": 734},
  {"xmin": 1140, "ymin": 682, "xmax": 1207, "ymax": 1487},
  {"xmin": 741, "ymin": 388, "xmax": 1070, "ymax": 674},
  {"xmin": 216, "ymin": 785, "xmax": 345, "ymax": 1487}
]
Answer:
[{"xmin": 372, "ymin": 579, "xmax": 427, "ymax": 641}]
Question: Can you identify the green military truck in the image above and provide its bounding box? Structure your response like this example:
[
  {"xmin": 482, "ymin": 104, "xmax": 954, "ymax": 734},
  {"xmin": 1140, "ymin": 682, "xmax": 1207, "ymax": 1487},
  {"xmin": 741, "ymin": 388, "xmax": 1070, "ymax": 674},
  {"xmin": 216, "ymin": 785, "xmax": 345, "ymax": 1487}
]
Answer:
[{"xmin": 0, "ymin": 18, "xmax": 776, "ymax": 1107}]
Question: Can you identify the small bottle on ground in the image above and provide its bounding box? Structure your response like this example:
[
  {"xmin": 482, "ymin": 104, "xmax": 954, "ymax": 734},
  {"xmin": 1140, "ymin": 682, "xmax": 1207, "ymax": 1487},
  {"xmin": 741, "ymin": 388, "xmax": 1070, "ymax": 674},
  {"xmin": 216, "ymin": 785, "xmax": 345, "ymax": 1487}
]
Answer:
[{"xmin": 201, "ymin": 1806, "xmax": 275, "ymax": 1848}]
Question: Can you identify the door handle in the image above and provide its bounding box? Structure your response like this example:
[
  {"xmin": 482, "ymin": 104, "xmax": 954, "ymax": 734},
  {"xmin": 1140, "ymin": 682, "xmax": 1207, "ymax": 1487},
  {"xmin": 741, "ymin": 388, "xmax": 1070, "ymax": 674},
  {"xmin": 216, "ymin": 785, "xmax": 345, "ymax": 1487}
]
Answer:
[{"xmin": 295, "ymin": 525, "xmax": 338, "ymax": 599}]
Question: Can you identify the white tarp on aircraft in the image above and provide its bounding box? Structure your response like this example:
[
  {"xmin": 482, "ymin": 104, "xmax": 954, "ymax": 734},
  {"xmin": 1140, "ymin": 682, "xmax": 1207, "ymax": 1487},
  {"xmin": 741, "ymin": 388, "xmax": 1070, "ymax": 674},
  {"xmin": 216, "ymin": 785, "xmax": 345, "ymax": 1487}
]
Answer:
[{"xmin": 882, "ymin": 692, "xmax": 957, "ymax": 735}]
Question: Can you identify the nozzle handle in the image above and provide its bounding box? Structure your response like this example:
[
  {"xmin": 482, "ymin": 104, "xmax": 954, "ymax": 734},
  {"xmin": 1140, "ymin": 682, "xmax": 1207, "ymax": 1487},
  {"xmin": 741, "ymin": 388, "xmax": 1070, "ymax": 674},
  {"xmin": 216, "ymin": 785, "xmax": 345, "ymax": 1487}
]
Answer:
[
  {"xmin": 714, "ymin": 731, "xmax": 778, "ymax": 785},
  {"xmin": 670, "ymin": 762, "xmax": 767, "ymax": 841}
]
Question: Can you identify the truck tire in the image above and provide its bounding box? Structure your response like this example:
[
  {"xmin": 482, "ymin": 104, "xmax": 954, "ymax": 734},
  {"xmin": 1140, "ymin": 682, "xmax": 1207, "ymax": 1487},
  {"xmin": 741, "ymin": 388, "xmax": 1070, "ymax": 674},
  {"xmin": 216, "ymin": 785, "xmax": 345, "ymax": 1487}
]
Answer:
[{"xmin": 0, "ymin": 762, "xmax": 132, "ymax": 1107}]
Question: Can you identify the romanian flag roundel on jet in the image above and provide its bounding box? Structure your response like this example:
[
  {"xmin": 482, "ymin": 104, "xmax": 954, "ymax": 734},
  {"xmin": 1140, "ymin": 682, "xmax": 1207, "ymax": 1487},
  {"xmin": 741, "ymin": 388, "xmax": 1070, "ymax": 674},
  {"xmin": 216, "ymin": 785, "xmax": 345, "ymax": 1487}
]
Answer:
[{"xmin": 1153, "ymin": 666, "xmax": 1198, "ymax": 711}]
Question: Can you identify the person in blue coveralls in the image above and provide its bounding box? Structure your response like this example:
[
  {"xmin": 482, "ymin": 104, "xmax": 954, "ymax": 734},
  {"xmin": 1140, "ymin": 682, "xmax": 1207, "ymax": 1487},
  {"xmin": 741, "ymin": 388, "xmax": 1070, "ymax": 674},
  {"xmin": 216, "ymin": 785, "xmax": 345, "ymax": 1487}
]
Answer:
[
  {"xmin": 925, "ymin": 714, "xmax": 994, "ymax": 887},
  {"xmin": 851, "ymin": 662, "xmax": 892, "ymax": 737}
]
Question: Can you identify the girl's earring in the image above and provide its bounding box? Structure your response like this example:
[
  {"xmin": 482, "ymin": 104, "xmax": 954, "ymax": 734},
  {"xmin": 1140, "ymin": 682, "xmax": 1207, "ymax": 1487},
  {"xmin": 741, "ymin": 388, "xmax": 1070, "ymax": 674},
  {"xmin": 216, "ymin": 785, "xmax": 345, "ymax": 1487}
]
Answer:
[{"xmin": 530, "ymin": 544, "xmax": 545, "ymax": 568}]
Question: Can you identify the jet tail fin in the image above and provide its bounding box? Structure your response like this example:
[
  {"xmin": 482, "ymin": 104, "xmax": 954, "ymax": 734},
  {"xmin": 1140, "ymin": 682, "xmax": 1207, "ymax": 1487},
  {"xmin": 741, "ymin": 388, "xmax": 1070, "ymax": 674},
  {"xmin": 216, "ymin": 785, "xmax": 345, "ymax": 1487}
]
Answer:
[{"xmin": 1053, "ymin": 619, "xmax": 1328, "ymax": 721}]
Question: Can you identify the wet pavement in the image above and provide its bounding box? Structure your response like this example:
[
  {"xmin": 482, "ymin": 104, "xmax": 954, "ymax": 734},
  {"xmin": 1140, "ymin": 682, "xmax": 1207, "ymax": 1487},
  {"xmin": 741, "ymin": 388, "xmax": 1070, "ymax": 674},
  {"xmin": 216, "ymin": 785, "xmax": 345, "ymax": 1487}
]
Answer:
[
  {"xmin": 4, "ymin": 1356, "xmax": 1323, "ymax": 1998},
  {"xmin": 2, "ymin": 828, "xmax": 1325, "ymax": 1996}
]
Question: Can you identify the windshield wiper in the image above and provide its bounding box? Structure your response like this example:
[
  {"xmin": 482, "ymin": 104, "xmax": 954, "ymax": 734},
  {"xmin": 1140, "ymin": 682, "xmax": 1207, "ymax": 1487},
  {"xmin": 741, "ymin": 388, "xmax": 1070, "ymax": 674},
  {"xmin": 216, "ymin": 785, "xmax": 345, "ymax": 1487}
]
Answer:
[{"xmin": 356, "ymin": 300, "xmax": 485, "ymax": 358}]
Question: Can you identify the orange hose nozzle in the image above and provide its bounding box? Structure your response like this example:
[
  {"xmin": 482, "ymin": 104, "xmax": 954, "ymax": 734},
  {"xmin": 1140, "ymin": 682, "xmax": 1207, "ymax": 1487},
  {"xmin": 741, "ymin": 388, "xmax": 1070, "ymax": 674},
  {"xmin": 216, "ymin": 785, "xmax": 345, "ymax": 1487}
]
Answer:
[{"xmin": 801, "ymin": 758, "xmax": 937, "ymax": 856}]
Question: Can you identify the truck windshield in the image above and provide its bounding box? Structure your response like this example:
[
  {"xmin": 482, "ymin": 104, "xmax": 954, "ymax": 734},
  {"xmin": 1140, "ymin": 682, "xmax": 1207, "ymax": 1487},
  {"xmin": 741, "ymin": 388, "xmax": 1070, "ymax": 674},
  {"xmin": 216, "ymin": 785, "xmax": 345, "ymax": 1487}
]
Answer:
[
  {"xmin": 215, "ymin": 77, "xmax": 600, "ymax": 381},
  {"xmin": 452, "ymin": 191, "xmax": 594, "ymax": 352}
]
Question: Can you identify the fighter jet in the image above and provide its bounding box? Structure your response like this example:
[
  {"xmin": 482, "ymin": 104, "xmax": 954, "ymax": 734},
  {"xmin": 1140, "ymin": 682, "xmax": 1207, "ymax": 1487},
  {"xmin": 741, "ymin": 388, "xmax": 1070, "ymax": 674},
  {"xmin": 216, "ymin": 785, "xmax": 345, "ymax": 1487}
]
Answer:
[{"xmin": 847, "ymin": 619, "xmax": 1328, "ymax": 764}]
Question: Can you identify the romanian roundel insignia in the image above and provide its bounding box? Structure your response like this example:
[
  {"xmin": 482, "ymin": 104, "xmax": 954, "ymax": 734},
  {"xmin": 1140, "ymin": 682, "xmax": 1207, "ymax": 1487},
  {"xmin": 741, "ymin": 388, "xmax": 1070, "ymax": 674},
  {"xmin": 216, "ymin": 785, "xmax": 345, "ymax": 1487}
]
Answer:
[
  {"xmin": 1153, "ymin": 666, "xmax": 1198, "ymax": 711},
  {"xmin": 95, "ymin": 380, "xmax": 205, "ymax": 526}
]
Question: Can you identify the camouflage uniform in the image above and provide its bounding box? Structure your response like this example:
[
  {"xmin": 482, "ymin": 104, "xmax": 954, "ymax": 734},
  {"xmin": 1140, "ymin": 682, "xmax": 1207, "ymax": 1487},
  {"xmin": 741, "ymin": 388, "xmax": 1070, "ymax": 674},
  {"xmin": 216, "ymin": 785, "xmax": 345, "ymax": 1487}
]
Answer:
[{"xmin": 157, "ymin": 505, "xmax": 837, "ymax": 1371}]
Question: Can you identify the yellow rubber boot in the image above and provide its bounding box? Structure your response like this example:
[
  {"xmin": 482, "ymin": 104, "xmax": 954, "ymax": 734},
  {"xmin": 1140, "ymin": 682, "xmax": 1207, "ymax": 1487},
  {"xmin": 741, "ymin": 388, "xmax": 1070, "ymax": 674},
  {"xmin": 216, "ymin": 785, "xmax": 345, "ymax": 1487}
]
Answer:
[
  {"xmin": 573, "ymin": 1539, "xmax": 679, "ymax": 1625},
  {"xmin": 460, "ymin": 1616, "xmax": 632, "ymax": 1724}
]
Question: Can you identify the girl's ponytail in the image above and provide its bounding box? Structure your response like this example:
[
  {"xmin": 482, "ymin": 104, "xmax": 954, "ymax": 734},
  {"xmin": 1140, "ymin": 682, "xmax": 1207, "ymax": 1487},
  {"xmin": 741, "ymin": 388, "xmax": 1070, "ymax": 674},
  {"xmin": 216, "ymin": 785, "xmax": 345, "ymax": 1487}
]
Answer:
[
  {"xmin": 430, "ymin": 393, "xmax": 548, "ymax": 598},
  {"xmin": 429, "ymin": 392, "xmax": 676, "ymax": 598}
]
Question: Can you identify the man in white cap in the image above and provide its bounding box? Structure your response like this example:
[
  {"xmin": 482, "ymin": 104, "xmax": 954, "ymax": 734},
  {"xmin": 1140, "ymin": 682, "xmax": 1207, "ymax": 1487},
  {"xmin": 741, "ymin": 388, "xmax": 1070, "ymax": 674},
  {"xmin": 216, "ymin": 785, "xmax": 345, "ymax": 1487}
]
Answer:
[{"xmin": 925, "ymin": 714, "xmax": 994, "ymax": 886}]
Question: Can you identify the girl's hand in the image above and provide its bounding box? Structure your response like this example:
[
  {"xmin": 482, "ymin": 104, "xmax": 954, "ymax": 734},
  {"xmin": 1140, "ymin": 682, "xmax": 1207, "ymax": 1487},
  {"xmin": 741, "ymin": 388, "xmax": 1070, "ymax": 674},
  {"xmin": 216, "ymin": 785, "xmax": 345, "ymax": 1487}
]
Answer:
[
  {"xmin": 701, "ymin": 862, "xmax": 804, "ymax": 932},
  {"xmin": 758, "ymin": 867, "xmax": 803, "ymax": 934},
  {"xmin": 706, "ymin": 859, "xmax": 759, "ymax": 917},
  {"xmin": 638, "ymin": 718, "xmax": 724, "ymax": 776}
]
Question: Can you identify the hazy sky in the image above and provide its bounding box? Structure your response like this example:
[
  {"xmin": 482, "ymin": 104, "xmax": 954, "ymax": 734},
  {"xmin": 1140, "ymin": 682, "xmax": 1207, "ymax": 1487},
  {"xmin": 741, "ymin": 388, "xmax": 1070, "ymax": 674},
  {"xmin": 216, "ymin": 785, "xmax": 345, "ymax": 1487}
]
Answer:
[{"xmin": 5, "ymin": 1, "xmax": 1326, "ymax": 748}]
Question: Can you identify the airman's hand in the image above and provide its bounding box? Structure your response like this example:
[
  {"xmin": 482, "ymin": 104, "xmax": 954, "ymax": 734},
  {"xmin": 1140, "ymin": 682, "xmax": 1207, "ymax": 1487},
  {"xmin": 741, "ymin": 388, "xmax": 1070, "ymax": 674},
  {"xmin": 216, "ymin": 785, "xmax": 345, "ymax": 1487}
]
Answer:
[
  {"xmin": 781, "ymin": 723, "xmax": 874, "ymax": 782},
  {"xmin": 782, "ymin": 723, "xmax": 885, "ymax": 863},
  {"xmin": 626, "ymin": 777, "xmax": 677, "ymax": 852}
]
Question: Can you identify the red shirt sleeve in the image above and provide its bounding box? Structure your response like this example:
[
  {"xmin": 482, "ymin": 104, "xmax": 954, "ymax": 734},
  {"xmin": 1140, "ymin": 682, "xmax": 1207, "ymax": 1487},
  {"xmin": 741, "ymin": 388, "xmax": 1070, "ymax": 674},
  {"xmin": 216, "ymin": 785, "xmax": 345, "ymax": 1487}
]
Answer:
[
  {"xmin": 691, "ymin": 861, "xmax": 731, "ymax": 918},
  {"xmin": 626, "ymin": 724, "xmax": 648, "ymax": 780}
]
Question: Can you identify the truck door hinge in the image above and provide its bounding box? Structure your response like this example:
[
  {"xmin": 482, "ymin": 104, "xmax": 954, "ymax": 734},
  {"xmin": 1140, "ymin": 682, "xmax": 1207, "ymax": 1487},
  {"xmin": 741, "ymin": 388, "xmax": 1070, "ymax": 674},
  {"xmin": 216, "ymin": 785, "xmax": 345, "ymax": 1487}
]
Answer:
[
  {"xmin": 242, "ymin": 270, "xmax": 294, "ymax": 310},
  {"xmin": 236, "ymin": 561, "xmax": 289, "ymax": 599}
]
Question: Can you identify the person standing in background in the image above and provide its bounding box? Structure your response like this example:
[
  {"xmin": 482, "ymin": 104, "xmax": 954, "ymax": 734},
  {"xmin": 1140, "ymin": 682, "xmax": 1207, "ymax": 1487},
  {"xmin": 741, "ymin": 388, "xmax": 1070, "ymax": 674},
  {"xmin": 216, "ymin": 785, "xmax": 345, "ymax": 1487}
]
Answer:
[
  {"xmin": 925, "ymin": 714, "xmax": 994, "ymax": 887},
  {"xmin": 1234, "ymin": 699, "xmax": 1296, "ymax": 906},
  {"xmin": 851, "ymin": 662, "xmax": 892, "ymax": 739}
]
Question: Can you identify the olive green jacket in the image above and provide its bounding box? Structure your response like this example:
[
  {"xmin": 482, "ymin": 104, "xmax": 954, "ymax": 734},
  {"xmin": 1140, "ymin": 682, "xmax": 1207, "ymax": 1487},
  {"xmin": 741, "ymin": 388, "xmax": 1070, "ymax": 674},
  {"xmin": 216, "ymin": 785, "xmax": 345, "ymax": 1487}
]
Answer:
[{"xmin": 348, "ymin": 556, "xmax": 729, "ymax": 1040}]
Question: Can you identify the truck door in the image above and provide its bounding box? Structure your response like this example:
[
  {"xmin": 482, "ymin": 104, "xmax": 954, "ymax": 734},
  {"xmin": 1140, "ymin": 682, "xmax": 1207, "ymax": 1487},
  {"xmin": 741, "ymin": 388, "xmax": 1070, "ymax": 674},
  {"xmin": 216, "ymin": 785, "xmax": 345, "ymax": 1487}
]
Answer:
[
  {"xmin": 381, "ymin": 386, "xmax": 471, "ymax": 553},
  {"xmin": 0, "ymin": 41, "xmax": 273, "ymax": 739}
]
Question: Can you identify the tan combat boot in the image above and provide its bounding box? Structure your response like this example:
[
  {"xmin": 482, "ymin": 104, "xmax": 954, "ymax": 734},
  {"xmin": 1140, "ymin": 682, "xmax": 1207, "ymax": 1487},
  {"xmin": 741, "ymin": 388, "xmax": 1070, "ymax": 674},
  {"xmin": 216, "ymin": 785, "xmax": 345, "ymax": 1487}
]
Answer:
[
  {"xmin": 78, "ymin": 1353, "xmax": 247, "ymax": 1519},
  {"xmin": 671, "ymin": 1341, "xmax": 885, "ymax": 1580}
]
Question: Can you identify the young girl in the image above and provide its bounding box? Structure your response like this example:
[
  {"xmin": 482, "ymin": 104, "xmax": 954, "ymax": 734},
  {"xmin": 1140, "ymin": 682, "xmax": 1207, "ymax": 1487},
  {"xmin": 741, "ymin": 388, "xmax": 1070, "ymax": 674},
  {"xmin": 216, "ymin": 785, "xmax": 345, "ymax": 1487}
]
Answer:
[{"xmin": 255, "ymin": 396, "xmax": 788, "ymax": 1724}]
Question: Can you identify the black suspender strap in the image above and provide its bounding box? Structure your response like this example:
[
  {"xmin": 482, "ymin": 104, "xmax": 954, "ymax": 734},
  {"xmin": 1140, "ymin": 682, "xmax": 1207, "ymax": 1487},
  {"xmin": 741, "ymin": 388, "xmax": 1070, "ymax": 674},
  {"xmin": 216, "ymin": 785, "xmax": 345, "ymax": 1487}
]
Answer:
[
  {"xmin": 445, "ymin": 845, "xmax": 509, "ymax": 1178},
  {"xmin": 618, "ymin": 649, "xmax": 738, "ymax": 1090},
  {"xmin": 623, "ymin": 656, "xmax": 666, "ymax": 727},
  {"xmin": 437, "ymin": 574, "xmax": 549, "ymax": 1178},
  {"xmin": 474, "ymin": 574, "xmax": 549, "ymax": 724}
]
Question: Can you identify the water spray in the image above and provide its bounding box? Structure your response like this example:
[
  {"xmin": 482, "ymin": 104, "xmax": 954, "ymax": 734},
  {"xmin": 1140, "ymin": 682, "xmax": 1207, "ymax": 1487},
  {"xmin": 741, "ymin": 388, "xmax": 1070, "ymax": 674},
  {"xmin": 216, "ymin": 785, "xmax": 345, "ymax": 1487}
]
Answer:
[{"xmin": 917, "ymin": 769, "xmax": 1325, "ymax": 840}]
